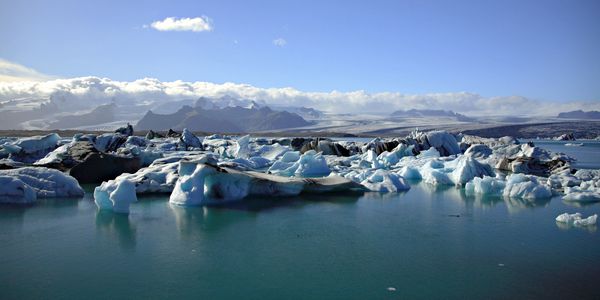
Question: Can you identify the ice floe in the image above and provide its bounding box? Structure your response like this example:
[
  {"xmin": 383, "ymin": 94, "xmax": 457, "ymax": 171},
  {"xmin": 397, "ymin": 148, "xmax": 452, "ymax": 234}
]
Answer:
[
  {"xmin": 94, "ymin": 178, "xmax": 138, "ymax": 213},
  {"xmin": 0, "ymin": 167, "xmax": 84, "ymax": 203},
  {"xmin": 556, "ymin": 213, "xmax": 597, "ymax": 226}
]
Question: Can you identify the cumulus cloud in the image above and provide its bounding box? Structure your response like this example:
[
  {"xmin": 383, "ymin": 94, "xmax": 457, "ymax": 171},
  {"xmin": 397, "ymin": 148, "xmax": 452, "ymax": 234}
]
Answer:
[
  {"xmin": 0, "ymin": 58, "xmax": 57, "ymax": 82},
  {"xmin": 273, "ymin": 38, "xmax": 287, "ymax": 47},
  {"xmin": 0, "ymin": 76, "xmax": 598, "ymax": 116},
  {"xmin": 149, "ymin": 16, "xmax": 213, "ymax": 32}
]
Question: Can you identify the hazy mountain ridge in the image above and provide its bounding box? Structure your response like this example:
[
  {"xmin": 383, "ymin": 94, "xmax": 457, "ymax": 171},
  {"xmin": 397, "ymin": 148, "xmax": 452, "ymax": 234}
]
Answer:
[
  {"xmin": 136, "ymin": 104, "xmax": 312, "ymax": 133},
  {"xmin": 557, "ymin": 110, "xmax": 600, "ymax": 120}
]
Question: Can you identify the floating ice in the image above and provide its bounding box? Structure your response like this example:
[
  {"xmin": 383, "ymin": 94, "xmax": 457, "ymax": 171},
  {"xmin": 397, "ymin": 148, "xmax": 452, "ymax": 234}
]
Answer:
[
  {"xmin": 503, "ymin": 174, "xmax": 552, "ymax": 199},
  {"xmin": 562, "ymin": 182, "xmax": 600, "ymax": 202},
  {"xmin": 11, "ymin": 133, "xmax": 61, "ymax": 154},
  {"xmin": 360, "ymin": 170, "xmax": 410, "ymax": 192},
  {"xmin": 556, "ymin": 213, "xmax": 597, "ymax": 226},
  {"xmin": 268, "ymin": 150, "xmax": 330, "ymax": 177},
  {"xmin": 465, "ymin": 176, "xmax": 506, "ymax": 196},
  {"xmin": 170, "ymin": 162, "xmax": 361, "ymax": 206},
  {"xmin": 0, "ymin": 176, "xmax": 37, "ymax": 204},
  {"xmin": 94, "ymin": 179, "xmax": 138, "ymax": 213},
  {"xmin": 0, "ymin": 167, "xmax": 84, "ymax": 200},
  {"xmin": 181, "ymin": 128, "xmax": 203, "ymax": 149}
]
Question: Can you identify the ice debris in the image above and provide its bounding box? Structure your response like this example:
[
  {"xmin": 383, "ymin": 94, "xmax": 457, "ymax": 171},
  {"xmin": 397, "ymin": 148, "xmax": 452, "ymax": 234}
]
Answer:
[
  {"xmin": 556, "ymin": 213, "xmax": 597, "ymax": 226},
  {"xmin": 0, "ymin": 167, "xmax": 84, "ymax": 203},
  {"xmin": 94, "ymin": 179, "xmax": 138, "ymax": 213}
]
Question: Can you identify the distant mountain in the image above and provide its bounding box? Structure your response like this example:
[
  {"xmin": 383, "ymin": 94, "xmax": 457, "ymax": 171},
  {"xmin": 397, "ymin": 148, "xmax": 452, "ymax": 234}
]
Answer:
[
  {"xmin": 390, "ymin": 109, "xmax": 474, "ymax": 122},
  {"xmin": 557, "ymin": 110, "xmax": 600, "ymax": 120},
  {"xmin": 270, "ymin": 106, "xmax": 324, "ymax": 119},
  {"xmin": 136, "ymin": 105, "xmax": 312, "ymax": 133},
  {"xmin": 49, "ymin": 103, "xmax": 116, "ymax": 129}
]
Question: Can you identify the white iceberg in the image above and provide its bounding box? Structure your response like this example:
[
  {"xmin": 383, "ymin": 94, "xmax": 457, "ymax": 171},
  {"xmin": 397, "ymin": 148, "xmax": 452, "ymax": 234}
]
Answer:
[
  {"xmin": 0, "ymin": 167, "xmax": 84, "ymax": 199},
  {"xmin": 10, "ymin": 133, "xmax": 61, "ymax": 154},
  {"xmin": 268, "ymin": 150, "xmax": 330, "ymax": 177},
  {"xmin": 360, "ymin": 170, "xmax": 410, "ymax": 192},
  {"xmin": 180, "ymin": 128, "xmax": 203, "ymax": 149},
  {"xmin": 562, "ymin": 182, "xmax": 600, "ymax": 202},
  {"xmin": 170, "ymin": 162, "xmax": 361, "ymax": 206},
  {"xmin": 94, "ymin": 179, "xmax": 138, "ymax": 213},
  {"xmin": 464, "ymin": 176, "xmax": 506, "ymax": 196},
  {"xmin": 556, "ymin": 212, "xmax": 597, "ymax": 226},
  {"xmin": 503, "ymin": 174, "xmax": 552, "ymax": 199}
]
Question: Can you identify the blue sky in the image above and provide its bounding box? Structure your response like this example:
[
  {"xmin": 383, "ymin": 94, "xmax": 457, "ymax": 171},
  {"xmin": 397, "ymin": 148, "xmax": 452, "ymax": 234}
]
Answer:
[{"xmin": 1, "ymin": 0, "xmax": 599, "ymax": 102}]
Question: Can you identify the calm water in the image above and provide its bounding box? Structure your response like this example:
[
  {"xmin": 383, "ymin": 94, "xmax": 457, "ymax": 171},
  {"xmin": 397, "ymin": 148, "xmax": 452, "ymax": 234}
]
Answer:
[
  {"xmin": 533, "ymin": 139, "xmax": 600, "ymax": 169},
  {"xmin": 1, "ymin": 141, "xmax": 599, "ymax": 299},
  {"xmin": 1, "ymin": 184, "xmax": 599, "ymax": 299}
]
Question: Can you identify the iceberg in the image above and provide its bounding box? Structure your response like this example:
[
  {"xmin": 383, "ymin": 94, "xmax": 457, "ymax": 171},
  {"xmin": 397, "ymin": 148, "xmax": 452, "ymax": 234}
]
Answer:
[
  {"xmin": 0, "ymin": 167, "xmax": 84, "ymax": 200},
  {"xmin": 360, "ymin": 170, "xmax": 410, "ymax": 192},
  {"xmin": 94, "ymin": 179, "xmax": 138, "ymax": 213},
  {"xmin": 11, "ymin": 133, "xmax": 61, "ymax": 154},
  {"xmin": 556, "ymin": 213, "xmax": 597, "ymax": 226},
  {"xmin": 180, "ymin": 128, "xmax": 203, "ymax": 149},
  {"xmin": 268, "ymin": 150, "xmax": 330, "ymax": 177},
  {"xmin": 562, "ymin": 182, "xmax": 600, "ymax": 202},
  {"xmin": 170, "ymin": 161, "xmax": 362, "ymax": 206},
  {"xmin": 464, "ymin": 176, "xmax": 506, "ymax": 196},
  {"xmin": 503, "ymin": 174, "xmax": 552, "ymax": 199},
  {"xmin": 0, "ymin": 176, "xmax": 37, "ymax": 204}
]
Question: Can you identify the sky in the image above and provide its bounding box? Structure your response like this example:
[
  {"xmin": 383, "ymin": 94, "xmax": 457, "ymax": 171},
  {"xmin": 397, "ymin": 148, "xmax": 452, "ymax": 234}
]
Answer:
[{"xmin": 0, "ymin": 0, "xmax": 599, "ymax": 105}]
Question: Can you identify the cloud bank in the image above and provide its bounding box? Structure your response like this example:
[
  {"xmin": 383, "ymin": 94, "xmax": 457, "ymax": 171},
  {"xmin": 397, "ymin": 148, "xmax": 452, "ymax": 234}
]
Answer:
[
  {"xmin": 0, "ymin": 59, "xmax": 57, "ymax": 82},
  {"xmin": 149, "ymin": 16, "xmax": 213, "ymax": 32},
  {"xmin": 0, "ymin": 76, "xmax": 598, "ymax": 116}
]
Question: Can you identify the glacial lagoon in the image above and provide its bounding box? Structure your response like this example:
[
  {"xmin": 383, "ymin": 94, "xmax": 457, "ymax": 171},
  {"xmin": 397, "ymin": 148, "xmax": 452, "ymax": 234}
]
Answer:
[{"xmin": 0, "ymin": 140, "xmax": 599, "ymax": 299}]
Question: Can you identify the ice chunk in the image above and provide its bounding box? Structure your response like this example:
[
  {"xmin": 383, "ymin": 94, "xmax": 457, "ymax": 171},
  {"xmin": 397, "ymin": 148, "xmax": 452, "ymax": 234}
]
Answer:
[
  {"xmin": 360, "ymin": 170, "xmax": 410, "ymax": 192},
  {"xmin": 94, "ymin": 179, "xmax": 138, "ymax": 213},
  {"xmin": 464, "ymin": 144, "xmax": 492, "ymax": 159},
  {"xmin": 574, "ymin": 215, "xmax": 597, "ymax": 226},
  {"xmin": 0, "ymin": 176, "xmax": 37, "ymax": 204},
  {"xmin": 268, "ymin": 150, "xmax": 330, "ymax": 177},
  {"xmin": 227, "ymin": 135, "xmax": 251, "ymax": 158},
  {"xmin": 423, "ymin": 131, "xmax": 461, "ymax": 156},
  {"xmin": 465, "ymin": 176, "xmax": 506, "ymax": 196},
  {"xmin": 449, "ymin": 156, "xmax": 495, "ymax": 185},
  {"xmin": 562, "ymin": 184, "xmax": 600, "ymax": 202},
  {"xmin": 12, "ymin": 133, "xmax": 60, "ymax": 154},
  {"xmin": 34, "ymin": 143, "xmax": 71, "ymax": 165},
  {"xmin": 0, "ymin": 167, "xmax": 84, "ymax": 198},
  {"xmin": 181, "ymin": 128, "xmax": 203, "ymax": 149},
  {"xmin": 170, "ymin": 162, "xmax": 360, "ymax": 206},
  {"xmin": 399, "ymin": 166, "xmax": 421, "ymax": 180},
  {"xmin": 418, "ymin": 147, "xmax": 440, "ymax": 158},
  {"xmin": 556, "ymin": 212, "xmax": 597, "ymax": 226},
  {"xmin": 503, "ymin": 174, "xmax": 552, "ymax": 199}
]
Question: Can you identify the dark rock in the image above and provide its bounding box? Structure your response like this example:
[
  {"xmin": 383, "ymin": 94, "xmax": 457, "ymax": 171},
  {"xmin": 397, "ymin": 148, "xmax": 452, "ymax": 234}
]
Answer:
[
  {"xmin": 167, "ymin": 129, "xmax": 182, "ymax": 138},
  {"xmin": 69, "ymin": 153, "xmax": 142, "ymax": 183},
  {"xmin": 145, "ymin": 130, "xmax": 164, "ymax": 140},
  {"xmin": 290, "ymin": 138, "xmax": 311, "ymax": 151},
  {"xmin": 115, "ymin": 123, "xmax": 134, "ymax": 136}
]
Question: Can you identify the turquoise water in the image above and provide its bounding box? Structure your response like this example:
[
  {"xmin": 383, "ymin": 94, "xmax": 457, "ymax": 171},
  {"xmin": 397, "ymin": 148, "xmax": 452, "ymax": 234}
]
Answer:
[
  {"xmin": 533, "ymin": 139, "xmax": 600, "ymax": 169},
  {"xmin": 1, "ymin": 183, "xmax": 599, "ymax": 299}
]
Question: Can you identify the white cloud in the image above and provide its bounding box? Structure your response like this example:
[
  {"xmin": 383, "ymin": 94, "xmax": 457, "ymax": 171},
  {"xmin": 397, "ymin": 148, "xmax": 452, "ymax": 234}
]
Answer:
[
  {"xmin": 273, "ymin": 38, "xmax": 287, "ymax": 47},
  {"xmin": 0, "ymin": 76, "xmax": 598, "ymax": 117},
  {"xmin": 0, "ymin": 58, "xmax": 57, "ymax": 82},
  {"xmin": 149, "ymin": 16, "xmax": 213, "ymax": 32}
]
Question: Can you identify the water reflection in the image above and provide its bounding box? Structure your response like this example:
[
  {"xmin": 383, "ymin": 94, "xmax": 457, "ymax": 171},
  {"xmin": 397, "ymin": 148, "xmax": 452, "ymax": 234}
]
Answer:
[
  {"xmin": 169, "ymin": 193, "xmax": 362, "ymax": 238},
  {"xmin": 95, "ymin": 210, "xmax": 137, "ymax": 250},
  {"xmin": 417, "ymin": 181, "xmax": 553, "ymax": 213},
  {"xmin": 555, "ymin": 220, "xmax": 597, "ymax": 233}
]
